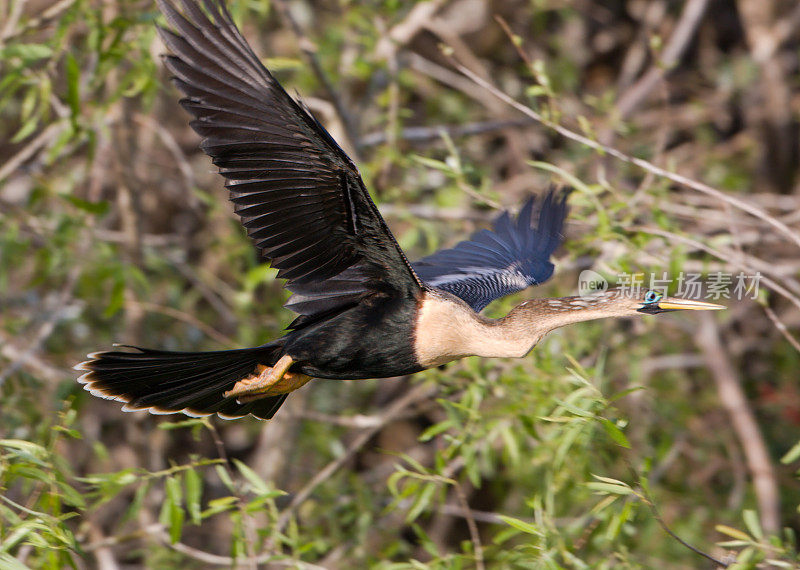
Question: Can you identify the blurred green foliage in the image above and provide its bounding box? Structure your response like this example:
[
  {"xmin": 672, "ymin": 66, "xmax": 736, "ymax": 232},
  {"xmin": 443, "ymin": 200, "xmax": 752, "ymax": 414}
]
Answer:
[{"xmin": 2, "ymin": 0, "xmax": 800, "ymax": 568}]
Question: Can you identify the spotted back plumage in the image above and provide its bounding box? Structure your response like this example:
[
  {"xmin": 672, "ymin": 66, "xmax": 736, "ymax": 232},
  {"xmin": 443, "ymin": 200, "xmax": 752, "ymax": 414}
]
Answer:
[{"xmin": 412, "ymin": 189, "xmax": 570, "ymax": 312}]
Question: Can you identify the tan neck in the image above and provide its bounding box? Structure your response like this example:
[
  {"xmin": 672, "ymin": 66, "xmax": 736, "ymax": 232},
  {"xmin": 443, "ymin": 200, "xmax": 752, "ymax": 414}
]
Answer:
[
  {"xmin": 414, "ymin": 292, "xmax": 631, "ymax": 368},
  {"xmin": 502, "ymin": 294, "xmax": 631, "ymax": 339}
]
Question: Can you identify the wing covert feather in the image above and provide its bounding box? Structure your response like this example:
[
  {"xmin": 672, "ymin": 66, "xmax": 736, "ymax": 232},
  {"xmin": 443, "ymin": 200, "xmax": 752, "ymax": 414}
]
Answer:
[{"xmin": 413, "ymin": 189, "xmax": 570, "ymax": 311}]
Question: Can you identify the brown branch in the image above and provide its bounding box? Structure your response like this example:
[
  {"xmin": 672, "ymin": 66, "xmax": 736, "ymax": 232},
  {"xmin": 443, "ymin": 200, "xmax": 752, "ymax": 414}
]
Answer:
[
  {"xmin": 446, "ymin": 57, "xmax": 800, "ymax": 251},
  {"xmin": 129, "ymin": 301, "xmax": 237, "ymax": 347},
  {"xmin": 374, "ymin": 0, "xmax": 449, "ymax": 62},
  {"xmin": 635, "ymin": 225, "xmax": 800, "ymax": 314},
  {"xmin": 614, "ymin": 0, "xmax": 710, "ymax": 121},
  {"xmin": 737, "ymin": 0, "xmax": 800, "ymax": 192},
  {"xmin": 269, "ymin": 381, "xmax": 437, "ymax": 540},
  {"xmin": 762, "ymin": 305, "xmax": 800, "ymax": 354},
  {"xmin": 135, "ymin": 525, "xmax": 328, "ymax": 569},
  {"xmin": 633, "ymin": 469, "xmax": 730, "ymax": 567},
  {"xmin": 359, "ymin": 118, "xmax": 536, "ymax": 148},
  {"xmin": 134, "ymin": 114, "xmax": 196, "ymax": 199},
  {"xmin": 272, "ymin": 0, "xmax": 360, "ymax": 159},
  {"xmin": 453, "ymin": 480, "xmax": 484, "ymax": 570},
  {"xmin": 0, "ymin": 122, "xmax": 63, "ymax": 184},
  {"xmin": 695, "ymin": 314, "xmax": 781, "ymax": 535},
  {"xmin": 87, "ymin": 524, "xmax": 121, "ymax": 570},
  {"xmin": 0, "ymin": 0, "xmax": 78, "ymax": 43},
  {"xmin": 0, "ymin": 266, "xmax": 81, "ymax": 387}
]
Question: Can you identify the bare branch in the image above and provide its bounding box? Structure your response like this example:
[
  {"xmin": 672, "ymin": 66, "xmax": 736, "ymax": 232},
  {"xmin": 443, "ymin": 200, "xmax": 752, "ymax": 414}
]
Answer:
[
  {"xmin": 696, "ymin": 314, "xmax": 781, "ymax": 535},
  {"xmin": 447, "ymin": 58, "xmax": 800, "ymax": 251}
]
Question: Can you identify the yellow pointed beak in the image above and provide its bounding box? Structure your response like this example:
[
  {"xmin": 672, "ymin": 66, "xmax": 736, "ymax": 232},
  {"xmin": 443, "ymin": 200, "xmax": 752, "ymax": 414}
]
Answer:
[{"xmin": 657, "ymin": 297, "xmax": 726, "ymax": 311}]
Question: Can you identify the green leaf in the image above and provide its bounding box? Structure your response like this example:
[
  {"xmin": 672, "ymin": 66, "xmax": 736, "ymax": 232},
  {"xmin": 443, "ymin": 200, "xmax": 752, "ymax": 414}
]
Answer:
[
  {"xmin": 165, "ymin": 476, "xmax": 184, "ymax": 543},
  {"xmin": 600, "ymin": 418, "xmax": 631, "ymax": 448},
  {"xmin": 104, "ymin": 276, "xmax": 125, "ymax": 318},
  {"xmin": 57, "ymin": 480, "xmax": 86, "ymax": 509},
  {"xmin": 0, "ymin": 439, "xmax": 48, "ymax": 456},
  {"xmin": 232, "ymin": 458, "xmax": 282, "ymax": 497},
  {"xmin": 586, "ymin": 482, "xmax": 633, "ymax": 496},
  {"xmin": 233, "ymin": 458, "xmax": 267, "ymax": 494},
  {"xmin": 214, "ymin": 465, "xmax": 235, "ymax": 493},
  {"xmin": 0, "ymin": 526, "xmax": 32, "ymax": 554},
  {"xmin": 411, "ymin": 155, "xmax": 455, "ymax": 174},
  {"xmin": 497, "ymin": 515, "xmax": 543, "ymax": 536},
  {"xmin": 553, "ymin": 398, "xmax": 595, "ymax": 419},
  {"xmin": 62, "ymin": 195, "xmax": 109, "ymax": 215},
  {"xmin": 11, "ymin": 117, "xmax": 38, "ymax": 143},
  {"xmin": 184, "ymin": 469, "xmax": 202, "ymax": 525},
  {"xmin": 123, "ymin": 482, "xmax": 150, "ymax": 524},
  {"xmin": 590, "ymin": 494, "xmax": 619, "ymax": 515},
  {"xmin": 1, "ymin": 44, "xmax": 53, "ymax": 63},
  {"xmin": 716, "ymin": 525, "xmax": 752, "ymax": 542},
  {"xmin": 0, "ymin": 553, "xmax": 30, "ymax": 570},
  {"xmin": 202, "ymin": 496, "xmax": 238, "ymax": 518},
  {"xmin": 65, "ymin": 53, "xmax": 80, "ymax": 119},
  {"xmin": 780, "ymin": 439, "xmax": 800, "ymax": 464},
  {"xmin": 405, "ymin": 482, "xmax": 436, "ymax": 523},
  {"xmin": 419, "ymin": 420, "xmax": 454, "ymax": 442},
  {"xmin": 742, "ymin": 509, "xmax": 763, "ymax": 541}
]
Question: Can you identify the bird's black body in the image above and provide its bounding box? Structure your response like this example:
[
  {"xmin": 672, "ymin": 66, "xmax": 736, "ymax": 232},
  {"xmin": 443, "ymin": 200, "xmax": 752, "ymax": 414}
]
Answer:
[
  {"xmin": 283, "ymin": 287, "xmax": 424, "ymax": 379},
  {"xmin": 76, "ymin": 0, "xmax": 574, "ymax": 420}
]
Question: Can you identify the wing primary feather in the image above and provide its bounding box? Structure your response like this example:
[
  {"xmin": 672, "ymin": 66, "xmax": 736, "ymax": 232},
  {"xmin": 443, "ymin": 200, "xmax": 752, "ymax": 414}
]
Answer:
[
  {"xmin": 157, "ymin": 0, "xmax": 423, "ymax": 327},
  {"xmin": 412, "ymin": 187, "xmax": 570, "ymax": 311}
]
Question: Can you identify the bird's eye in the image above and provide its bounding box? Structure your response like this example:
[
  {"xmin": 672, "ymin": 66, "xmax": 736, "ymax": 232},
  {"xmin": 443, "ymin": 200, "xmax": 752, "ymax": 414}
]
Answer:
[{"xmin": 644, "ymin": 290, "xmax": 662, "ymax": 304}]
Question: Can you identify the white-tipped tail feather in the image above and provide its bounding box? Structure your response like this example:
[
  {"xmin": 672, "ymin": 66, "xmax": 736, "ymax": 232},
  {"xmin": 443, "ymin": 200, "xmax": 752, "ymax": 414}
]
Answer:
[{"xmin": 76, "ymin": 345, "xmax": 287, "ymax": 420}]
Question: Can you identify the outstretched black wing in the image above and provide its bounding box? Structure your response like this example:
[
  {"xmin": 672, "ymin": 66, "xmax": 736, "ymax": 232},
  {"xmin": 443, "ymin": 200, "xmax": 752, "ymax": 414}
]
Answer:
[
  {"xmin": 158, "ymin": 0, "xmax": 422, "ymax": 327},
  {"xmin": 413, "ymin": 189, "xmax": 569, "ymax": 312}
]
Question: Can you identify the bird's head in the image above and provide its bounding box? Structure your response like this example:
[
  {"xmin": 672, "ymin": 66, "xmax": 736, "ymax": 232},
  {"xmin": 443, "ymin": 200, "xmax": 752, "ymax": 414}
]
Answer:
[
  {"xmin": 568, "ymin": 288, "xmax": 725, "ymax": 317},
  {"xmin": 632, "ymin": 289, "xmax": 725, "ymax": 315},
  {"xmin": 504, "ymin": 288, "xmax": 725, "ymax": 341}
]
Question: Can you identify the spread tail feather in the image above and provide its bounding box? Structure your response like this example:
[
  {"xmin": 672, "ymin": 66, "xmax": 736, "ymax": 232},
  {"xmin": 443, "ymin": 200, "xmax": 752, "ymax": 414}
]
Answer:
[{"xmin": 75, "ymin": 344, "xmax": 287, "ymax": 420}]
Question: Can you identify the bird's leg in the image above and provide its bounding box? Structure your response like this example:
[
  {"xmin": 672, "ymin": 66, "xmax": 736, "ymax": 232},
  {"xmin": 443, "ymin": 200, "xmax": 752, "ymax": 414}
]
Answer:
[{"xmin": 224, "ymin": 354, "xmax": 310, "ymax": 402}]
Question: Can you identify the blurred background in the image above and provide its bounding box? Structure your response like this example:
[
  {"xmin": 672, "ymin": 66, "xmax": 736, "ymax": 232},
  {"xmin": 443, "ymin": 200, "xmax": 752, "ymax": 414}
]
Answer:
[{"xmin": 2, "ymin": 0, "xmax": 800, "ymax": 567}]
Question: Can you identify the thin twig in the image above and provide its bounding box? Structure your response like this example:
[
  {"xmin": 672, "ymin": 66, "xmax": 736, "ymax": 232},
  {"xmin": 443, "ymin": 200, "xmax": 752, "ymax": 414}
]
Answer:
[
  {"xmin": 0, "ymin": 0, "xmax": 77, "ymax": 43},
  {"xmin": 0, "ymin": 266, "xmax": 81, "ymax": 388},
  {"xmin": 635, "ymin": 225, "xmax": 800, "ymax": 314},
  {"xmin": 0, "ymin": 122, "xmax": 63, "ymax": 183},
  {"xmin": 762, "ymin": 305, "xmax": 800, "ymax": 353},
  {"xmin": 452, "ymin": 481, "xmax": 485, "ymax": 570},
  {"xmin": 696, "ymin": 314, "xmax": 781, "ymax": 535},
  {"xmin": 639, "ymin": 217, "xmax": 800, "ymax": 295},
  {"xmin": 205, "ymin": 421, "xmax": 257, "ymax": 569},
  {"xmin": 631, "ymin": 467, "xmax": 729, "ymax": 567},
  {"xmin": 0, "ymin": 0, "xmax": 25, "ymax": 43},
  {"xmin": 87, "ymin": 524, "xmax": 121, "ymax": 570},
  {"xmin": 148, "ymin": 526, "xmax": 327, "ymax": 569},
  {"xmin": 135, "ymin": 114, "xmax": 196, "ymax": 200},
  {"xmin": 614, "ymin": 0, "xmax": 710, "ymax": 121},
  {"xmin": 270, "ymin": 382, "xmax": 437, "ymax": 540},
  {"xmin": 359, "ymin": 118, "xmax": 536, "ymax": 148},
  {"xmin": 271, "ymin": 0, "xmax": 360, "ymax": 158},
  {"xmin": 374, "ymin": 0, "xmax": 448, "ymax": 62},
  {"xmin": 446, "ymin": 57, "xmax": 800, "ymax": 251},
  {"xmin": 129, "ymin": 301, "xmax": 237, "ymax": 347}
]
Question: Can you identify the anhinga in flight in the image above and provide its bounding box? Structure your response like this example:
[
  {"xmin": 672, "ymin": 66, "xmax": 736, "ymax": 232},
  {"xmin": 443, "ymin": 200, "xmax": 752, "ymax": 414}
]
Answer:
[{"xmin": 76, "ymin": 0, "xmax": 724, "ymax": 420}]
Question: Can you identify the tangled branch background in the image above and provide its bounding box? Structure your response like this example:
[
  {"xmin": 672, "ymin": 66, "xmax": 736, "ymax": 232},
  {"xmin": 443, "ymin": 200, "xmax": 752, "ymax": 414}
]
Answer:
[{"xmin": 1, "ymin": 0, "xmax": 800, "ymax": 567}]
